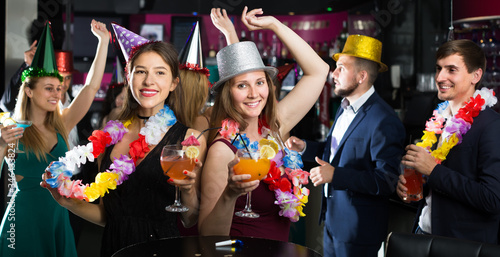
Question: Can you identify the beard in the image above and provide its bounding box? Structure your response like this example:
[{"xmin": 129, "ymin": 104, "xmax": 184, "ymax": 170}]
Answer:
[{"xmin": 334, "ymin": 78, "xmax": 359, "ymax": 98}]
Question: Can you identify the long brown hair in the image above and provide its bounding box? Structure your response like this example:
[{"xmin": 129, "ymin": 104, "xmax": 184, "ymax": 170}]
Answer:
[
  {"xmin": 208, "ymin": 72, "xmax": 282, "ymax": 145},
  {"xmin": 170, "ymin": 69, "xmax": 209, "ymax": 127},
  {"xmin": 13, "ymin": 76, "xmax": 69, "ymax": 161},
  {"xmin": 118, "ymin": 41, "xmax": 183, "ymax": 121}
]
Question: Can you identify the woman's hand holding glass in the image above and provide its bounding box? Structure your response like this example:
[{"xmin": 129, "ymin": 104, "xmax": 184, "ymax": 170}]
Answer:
[
  {"xmin": 225, "ymin": 155, "xmax": 260, "ymax": 198},
  {"xmin": 161, "ymin": 144, "xmax": 201, "ymax": 212},
  {"xmin": 0, "ymin": 122, "xmax": 24, "ymax": 149},
  {"xmin": 231, "ymin": 149, "xmax": 271, "ymax": 218},
  {"xmin": 167, "ymin": 158, "xmax": 200, "ymax": 193}
]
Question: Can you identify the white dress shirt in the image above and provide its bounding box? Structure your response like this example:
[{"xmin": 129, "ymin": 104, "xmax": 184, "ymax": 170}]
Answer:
[
  {"xmin": 418, "ymin": 105, "xmax": 453, "ymax": 233},
  {"xmin": 325, "ymin": 86, "xmax": 375, "ymax": 197}
]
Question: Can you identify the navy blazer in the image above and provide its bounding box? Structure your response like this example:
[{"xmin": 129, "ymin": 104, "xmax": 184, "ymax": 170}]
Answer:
[
  {"xmin": 413, "ymin": 107, "xmax": 500, "ymax": 244},
  {"xmin": 304, "ymin": 91, "xmax": 405, "ymax": 245}
]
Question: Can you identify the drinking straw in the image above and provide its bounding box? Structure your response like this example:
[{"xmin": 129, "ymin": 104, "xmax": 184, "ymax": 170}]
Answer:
[
  {"xmin": 196, "ymin": 126, "xmax": 222, "ymax": 140},
  {"xmin": 231, "ymin": 133, "xmax": 254, "ymax": 160}
]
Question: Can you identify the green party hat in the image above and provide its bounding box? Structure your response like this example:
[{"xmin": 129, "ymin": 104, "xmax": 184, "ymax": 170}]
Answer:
[{"xmin": 21, "ymin": 21, "xmax": 62, "ymax": 82}]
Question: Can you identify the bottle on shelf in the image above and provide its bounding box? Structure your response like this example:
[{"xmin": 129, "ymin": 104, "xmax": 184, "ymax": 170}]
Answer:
[
  {"xmin": 281, "ymin": 45, "xmax": 289, "ymax": 60},
  {"xmin": 205, "ymin": 45, "xmax": 219, "ymax": 86},
  {"xmin": 262, "ymin": 46, "xmax": 270, "ymax": 62},
  {"xmin": 257, "ymin": 32, "xmax": 265, "ymax": 58},
  {"xmin": 337, "ymin": 20, "xmax": 349, "ymax": 52},
  {"xmin": 240, "ymin": 30, "xmax": 248, "ymax": 42},
  {"xmin": 319, "ymin": 41, "xmax": 329, "ymax": 59},
  {"xmin": 218, "ymin": 33, "xmax": 226, "ymax": 51},
  {"xmin": 268, "ymin": 34, "xmax": 279, "ymax": 67},
  {"xmin": 329, "ymin": 38, "xmax": 339, "ymax": 58}
]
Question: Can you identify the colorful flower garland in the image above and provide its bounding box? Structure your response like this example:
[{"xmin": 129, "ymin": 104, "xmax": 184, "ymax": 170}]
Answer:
[
  {"xmin": 219, "ymin": 119, "xmax": 310, "ymax": 222},
  {"xmin": 416, "ymin": 88, "xmax": 497, "ymax": 163},
  {"xmin": 46, "ymin": 105, "xmax": 177, "ymax": 202}
]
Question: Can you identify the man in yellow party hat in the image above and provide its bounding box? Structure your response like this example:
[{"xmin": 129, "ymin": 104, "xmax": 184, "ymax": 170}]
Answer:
[{"xmin": 286, "ymin": 34, "xmax": 405, "ymax": 257}]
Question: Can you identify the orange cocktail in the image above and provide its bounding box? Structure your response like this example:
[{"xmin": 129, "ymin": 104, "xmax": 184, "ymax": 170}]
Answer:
[
  {"xmin": 161, "ymin": 156, "xmax": 195, "ymax": 180},
  {"xmin": 233, "ymin": 157, "xmax": 271, "ymax": 182},
  {"xmin": 403, "ymin": 166, "xmax": 423, "ymax": 201}
]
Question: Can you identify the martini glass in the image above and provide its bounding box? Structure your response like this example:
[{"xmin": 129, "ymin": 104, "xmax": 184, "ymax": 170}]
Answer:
[
  {"xmin": 15, "ymin": 120, "xmax": 32, "ymax": 153},
  {"xmin": 233, "ymin": 149, "xmax": 271, "ymax": 218},
  {"xmin": 160, "ymin": 144, "xmax": 196, "ymax": 212}
]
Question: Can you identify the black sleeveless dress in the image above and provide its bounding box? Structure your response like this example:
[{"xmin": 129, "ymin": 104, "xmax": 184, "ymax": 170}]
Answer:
[{"xmin": 100, "ymin": 122, "xmax": 188, "ymax": 257}]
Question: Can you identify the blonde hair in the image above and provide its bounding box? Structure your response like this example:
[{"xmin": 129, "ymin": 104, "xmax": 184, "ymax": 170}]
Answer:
[
  {"xmin": 170, "ymin": 69, "xmax": 209, "ymax": 127},
  {"xmin": 208, "ymin": 72, "xmax": 282, "ymax": 145},
  {"xmin": 118, "ymin": 41, "xmax": 182, "ymax": 121},
  {"xmin": 14, "ymin": 76, "xmax": 69, "ymax": 161}
]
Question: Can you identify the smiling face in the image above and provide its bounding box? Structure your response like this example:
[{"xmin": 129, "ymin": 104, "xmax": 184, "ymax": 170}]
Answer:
[
  {"xmin": 129, "ymin": 51, "xmax": 179, "ymax": 113},
  {"xmin": 229, "ymin": 70, "xmax": 269, "ymax": 120},
  {"xmin": 26, "ymin": 76, "xmax": 62, "ymax": 112},
  {"xmin": 435, "ymin": 53, "xmax": 480, "ymax": 105}
]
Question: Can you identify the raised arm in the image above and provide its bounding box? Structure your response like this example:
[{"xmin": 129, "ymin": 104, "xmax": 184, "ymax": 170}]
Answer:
[
  {"xmin": 211, "ymin": 8, "xmax": 239, "ymax": 45},
  {"xmin": 241, "ymin": 7, "xmax": 329, "ymax": 135},
  {"xmin": 61, "ymin": 19, "xmax": 109, "ymax": 132}
]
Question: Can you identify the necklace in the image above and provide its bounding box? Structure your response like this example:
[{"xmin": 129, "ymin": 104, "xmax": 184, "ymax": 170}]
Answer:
[
  {"xmin": 137, "ymin": 114, "xmax": 150, "ymax": 123},
  {"xmin": 417, "ymin": 88, "xmax": 497, "ymax": 164},
  {"xmin": 46, "ymin": 105, "xmax": 177, "ymax": 202},
  {"xmin": 219, "ymin": 118, "xmax": 310, "ymax": 222}
]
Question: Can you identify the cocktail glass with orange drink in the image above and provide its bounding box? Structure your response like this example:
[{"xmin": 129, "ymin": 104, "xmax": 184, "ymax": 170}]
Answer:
[
  {"xmin": 161, "ymin": 144, "xmax": 198, "ymax": 212},
  {"xmin": 233, "ymin": 146, "xmax": 274, "ymax": 218}
]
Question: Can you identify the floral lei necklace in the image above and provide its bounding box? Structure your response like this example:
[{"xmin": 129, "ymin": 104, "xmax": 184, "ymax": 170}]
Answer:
[
  {"xmin": 46, "ymin": 105, "xmax": 177, "ymax": 202},
  {"xmin": 417, "ymin": 88, "xmax": 497, "ymax": 163},
  {"xmin": 220, "ymin": 119, "xmax": 310, "ymax": 222}
]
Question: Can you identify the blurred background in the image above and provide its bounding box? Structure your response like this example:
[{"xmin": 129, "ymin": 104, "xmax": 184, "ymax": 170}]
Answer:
[{"xmin": 2, "ymin": 0, "xmax": 500, "ymax": 256}]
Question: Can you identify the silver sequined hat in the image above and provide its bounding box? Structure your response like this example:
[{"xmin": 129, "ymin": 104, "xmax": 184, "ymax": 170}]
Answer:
[{"xmin": 212, "ymin": 41, "xmax": 278, "ymax": 91}]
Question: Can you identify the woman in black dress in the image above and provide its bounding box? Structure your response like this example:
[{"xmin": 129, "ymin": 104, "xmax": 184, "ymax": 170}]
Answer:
[{"xmin": 43, "ymin": 31, "xmax": 206, "ymax": 256}]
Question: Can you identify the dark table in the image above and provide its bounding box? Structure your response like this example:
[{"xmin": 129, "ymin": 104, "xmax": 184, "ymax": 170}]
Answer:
[{"xmin": 112, "ymin": 235, "xmax": 322, "ymax": 257}]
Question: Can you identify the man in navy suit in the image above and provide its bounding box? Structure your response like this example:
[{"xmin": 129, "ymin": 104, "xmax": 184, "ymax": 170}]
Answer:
[
  {"xmin": 397, "ymin": 40, "xmax": 500, "ymax": 244},
  {"xmin": 287, "ymin": 35, "xmax": 405, "ymax": 257}
]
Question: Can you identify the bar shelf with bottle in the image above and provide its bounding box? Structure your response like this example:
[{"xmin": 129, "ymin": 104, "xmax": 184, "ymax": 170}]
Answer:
[{"xmin": 454, "ymin": 16, "xmax": 500, "ymax": 88}]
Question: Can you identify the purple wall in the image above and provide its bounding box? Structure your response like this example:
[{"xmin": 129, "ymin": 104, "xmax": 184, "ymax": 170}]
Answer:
[{"xmin": 129, "ymin": 12, "xmax": 348, "ymax": 58}]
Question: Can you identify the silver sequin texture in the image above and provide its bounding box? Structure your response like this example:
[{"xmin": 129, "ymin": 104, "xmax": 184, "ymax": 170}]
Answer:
[{"xmin": 213, "ymin": 41, "xmax": 278, "ymax": 90}]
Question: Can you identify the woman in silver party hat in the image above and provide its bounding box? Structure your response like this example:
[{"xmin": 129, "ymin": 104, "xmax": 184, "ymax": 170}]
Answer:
[
  {"xmin": 0, "ymin": 19, "xmax": 108, "ymax": 257},
  {"xmin": 199, "ymin": 7, "xmax": 329, "ymax": 241}
]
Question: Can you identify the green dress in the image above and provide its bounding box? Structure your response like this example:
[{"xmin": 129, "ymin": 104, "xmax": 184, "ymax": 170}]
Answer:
[{"xmin": 0, "ymin": 133, "xmax": 77, "ymax": 256}]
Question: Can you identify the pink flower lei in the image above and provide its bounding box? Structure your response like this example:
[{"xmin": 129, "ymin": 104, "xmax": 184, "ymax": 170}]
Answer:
[
  {"xmin": 219, "ymin": 118, "xmax": 310, "ymax": 222},
  {"xmin": 45, "ymin": 105, "xmax": 177, "ymax": 202}
]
